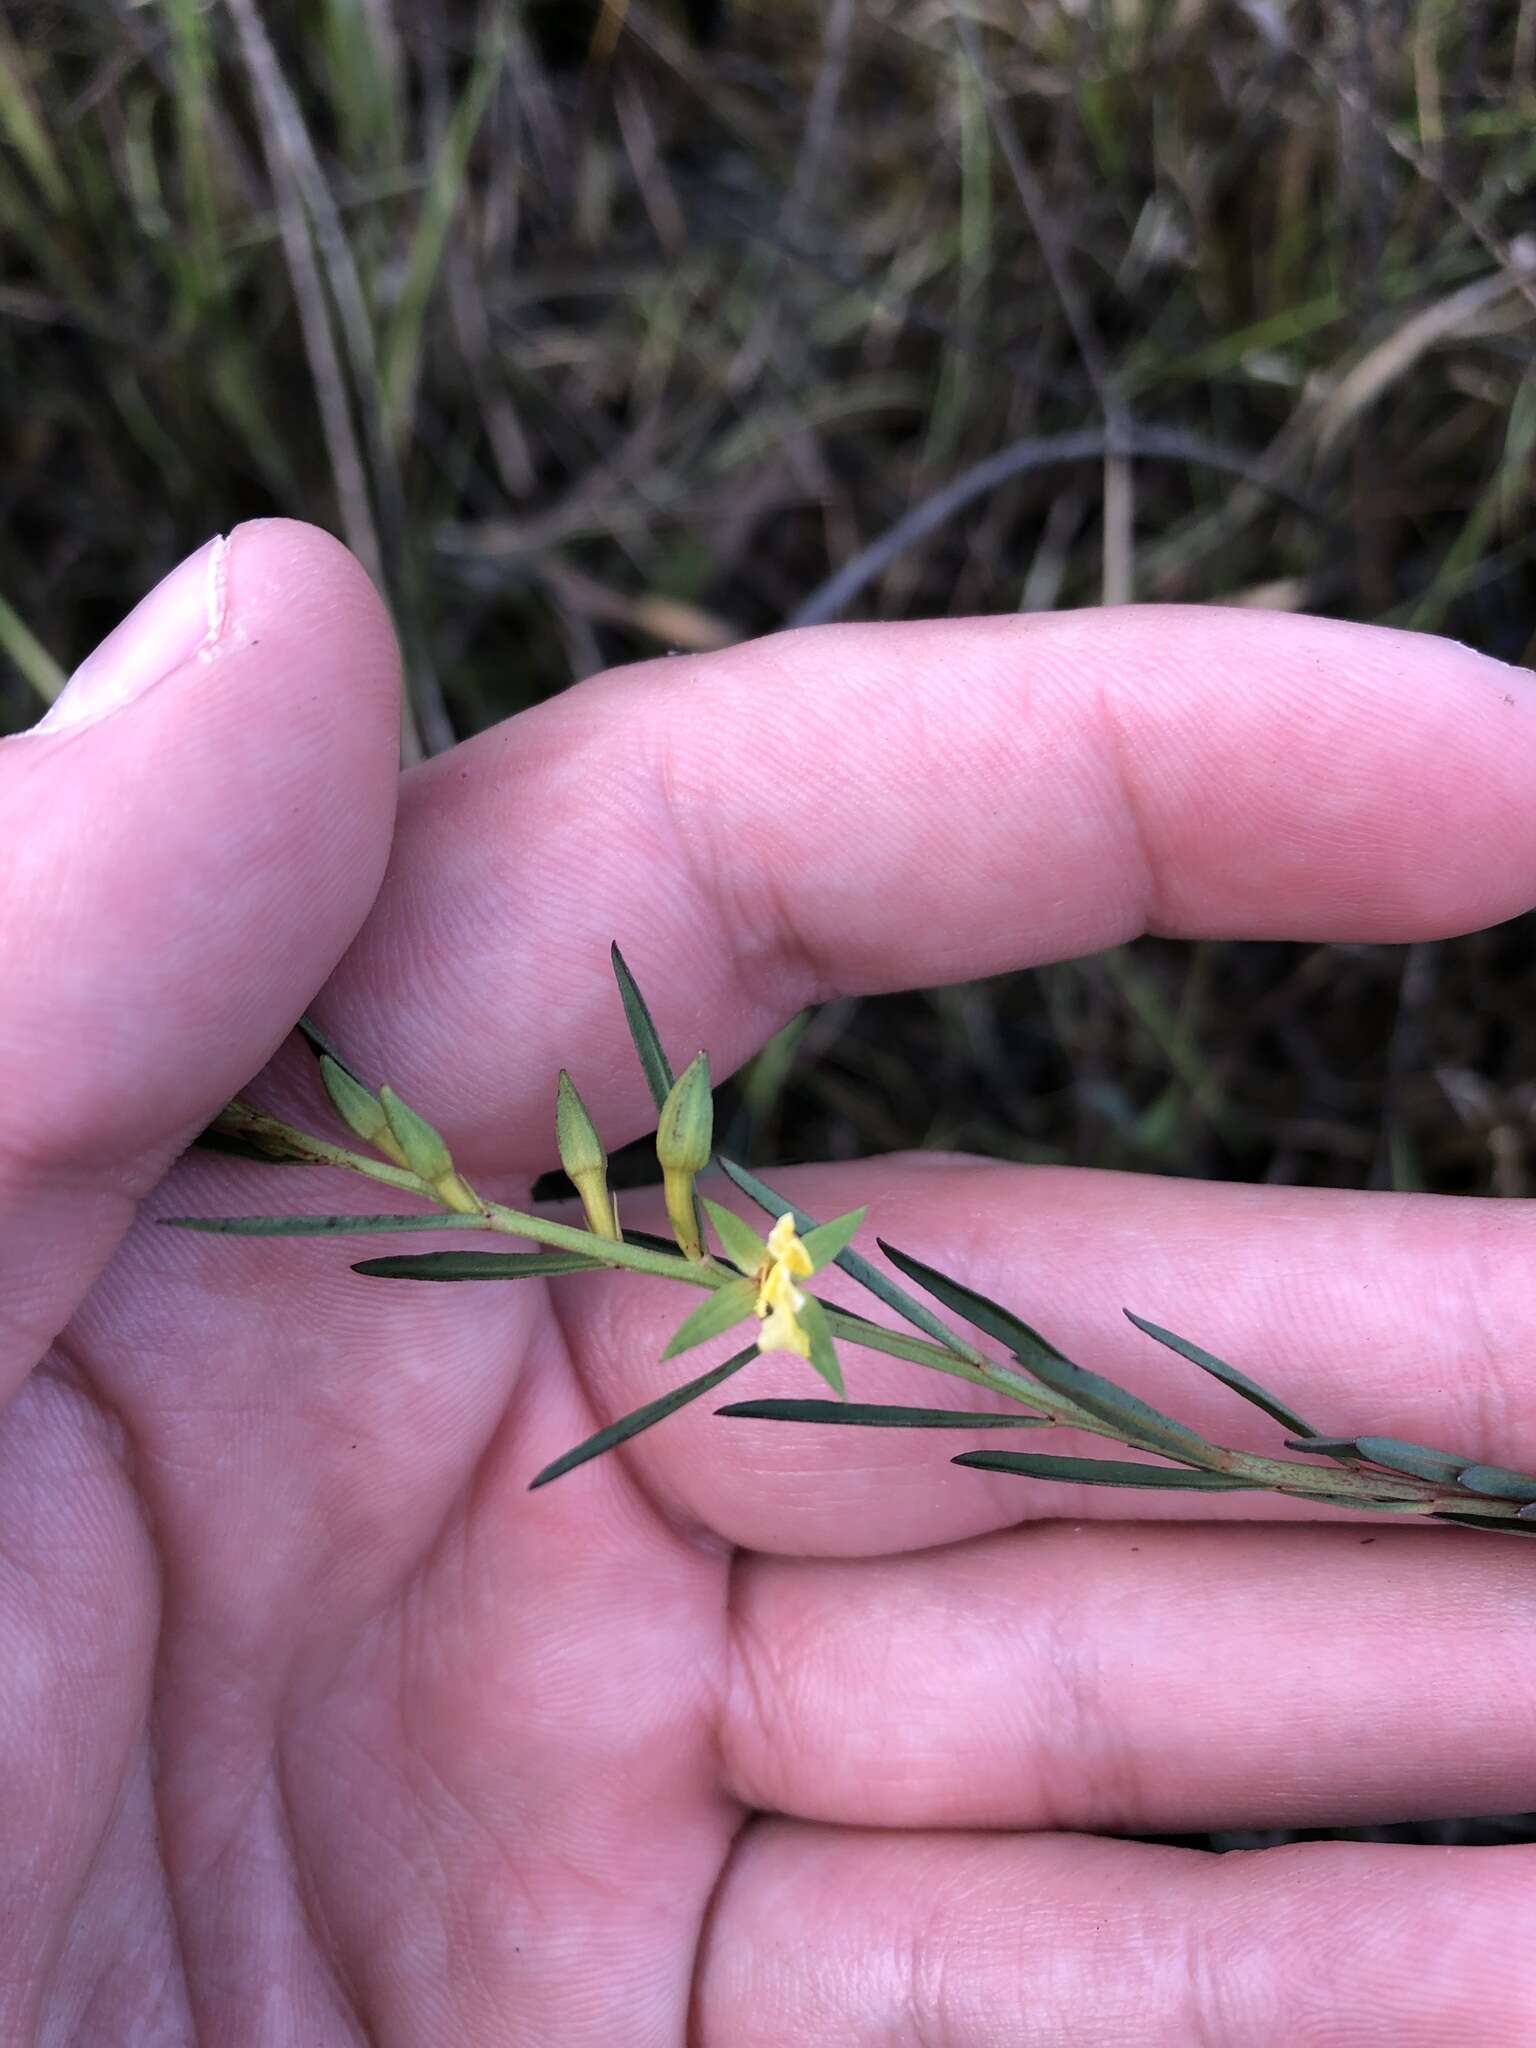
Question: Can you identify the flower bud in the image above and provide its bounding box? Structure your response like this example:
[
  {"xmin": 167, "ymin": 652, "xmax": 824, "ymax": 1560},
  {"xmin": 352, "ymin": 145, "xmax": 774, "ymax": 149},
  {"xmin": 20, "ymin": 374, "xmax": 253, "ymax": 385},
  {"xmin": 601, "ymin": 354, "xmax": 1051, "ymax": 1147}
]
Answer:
[
  {"xmin": 379, "ymin": 1085, "xmax": 481, "ymax": 1215},
  {"xmin": 556, "ymin": 1070, "xmax": 619, "ymax": 1241},
  {"xmin": 656, "ymin": 1051, "xmax": 711, "ymax": 1258},
  {"xmin": 321, "ymin": 1056, "xmax": 409, "ymax": 1166}
]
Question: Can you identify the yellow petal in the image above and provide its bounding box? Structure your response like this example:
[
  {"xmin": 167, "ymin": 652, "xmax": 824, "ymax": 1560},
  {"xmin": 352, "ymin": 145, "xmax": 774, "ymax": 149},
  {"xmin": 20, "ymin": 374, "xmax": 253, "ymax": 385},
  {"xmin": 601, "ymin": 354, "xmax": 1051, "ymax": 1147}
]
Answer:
[
  {"xmin": 766, "ymin": 1212, "xmax": 814, "ymax": 1277},
  {"xmin": 757, "ymin": 1299, "xmax": 811, "ymax": 1358},
  {"xmin": 758, "ymin": 1261, "xmax": 806, "ymax": 1317}
]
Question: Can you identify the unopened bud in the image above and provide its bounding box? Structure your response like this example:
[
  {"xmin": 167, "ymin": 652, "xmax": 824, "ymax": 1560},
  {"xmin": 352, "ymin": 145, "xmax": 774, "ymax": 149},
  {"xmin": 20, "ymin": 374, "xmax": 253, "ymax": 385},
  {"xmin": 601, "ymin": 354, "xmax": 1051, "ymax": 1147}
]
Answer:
[
  {"xmin": 321, "ymin": 1056, "xmax": 408, "ymax": 1166},
  {"xmin": 379, "ymin": 1085, "xmax": 481, "ymax": 1215},
  {"xmin": 556, "ymin": 1070, "xmax": 618, "ymax": 1241},
  {"xmin": 657, "ymin": 1052, "xmax": 711, "ymax": 1258}
]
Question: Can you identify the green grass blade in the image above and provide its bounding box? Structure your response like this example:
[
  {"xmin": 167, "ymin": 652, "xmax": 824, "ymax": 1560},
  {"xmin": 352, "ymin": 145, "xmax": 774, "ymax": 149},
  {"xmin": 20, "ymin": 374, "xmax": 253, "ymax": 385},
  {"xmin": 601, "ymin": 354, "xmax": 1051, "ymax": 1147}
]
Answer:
[
  {"xmin": 355, "ymin": 1249, "xmax": 603, "ymax": 1280},
  {"xmin": 1123, "ymin": 1311, "xmax": 1318, "ymax": 1438},
  {"xmin": 953, "ymin": 1450, "xmax": 1258, "ymax": 1491},
  {"xmin": 528, "ymin": 1346, "xmax": 756, "ymax": 1490},
  {"xmin": 718, "ymin": 1398, "xmax": 1051, "ymax": 1429},
  {"xmin": 718, "ymin": 1157, "xmax": 985, "ymax": 1364},
  {"xmin": 0, "ymin": 16, "xmax": 68, "ymax": 211},
  {"xmin": 611, "ymin": 943, "xmax": 676, "ymax": 1111},
  {"xmin": 380, "ymin": 24, "xmax": 503, "ymax": 443},
  {"xmin": 0, "ymin": 588, "xmax": 66, "ymax": 705},
  {"xmin": 883, "ymin": 1241, "xmax": 1221, "ymax": 1467}
]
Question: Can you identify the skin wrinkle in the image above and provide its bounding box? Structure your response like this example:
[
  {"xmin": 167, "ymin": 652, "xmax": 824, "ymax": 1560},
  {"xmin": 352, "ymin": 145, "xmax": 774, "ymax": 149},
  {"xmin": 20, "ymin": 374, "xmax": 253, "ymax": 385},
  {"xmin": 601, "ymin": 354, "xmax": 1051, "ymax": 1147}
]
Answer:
[
  {"xmin": 1450, "ymin": 1224, "xmax": 1533, "ymax": 1469},
  {"xmin": 270, "ymin": 1740, "xmax": 374, "ymax": 2048},
  {"xmin": 644, "ymin": 676, "xmax": 833, "ymax": 1024},
  {"xmin": 41, "ymin": 1344, "xmax": 184, "ymax": 2046},
  {"xmin": 39, "ymin": 1758, "xmax": 191, "ymax": 2048},
  {"xmin": 1092, "ymin": 669, "xmax": 1163, "ymax": 939}
]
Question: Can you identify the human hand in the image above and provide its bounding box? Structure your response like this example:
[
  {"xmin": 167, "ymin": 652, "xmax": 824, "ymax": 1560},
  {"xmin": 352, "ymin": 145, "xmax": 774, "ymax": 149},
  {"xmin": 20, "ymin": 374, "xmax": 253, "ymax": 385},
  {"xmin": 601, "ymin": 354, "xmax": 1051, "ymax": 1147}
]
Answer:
[{"xmin": 6, "ymin": 524, "xmax": 1536, "ymax": 2043}]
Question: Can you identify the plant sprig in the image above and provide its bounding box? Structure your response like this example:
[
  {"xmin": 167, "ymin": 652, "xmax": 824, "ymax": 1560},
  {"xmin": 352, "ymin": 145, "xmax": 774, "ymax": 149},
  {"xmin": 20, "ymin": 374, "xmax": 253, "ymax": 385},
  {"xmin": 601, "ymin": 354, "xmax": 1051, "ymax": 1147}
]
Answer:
[{"xmin": 165, "ymin": 950, "xmax": 1536, "ymax": 1535}]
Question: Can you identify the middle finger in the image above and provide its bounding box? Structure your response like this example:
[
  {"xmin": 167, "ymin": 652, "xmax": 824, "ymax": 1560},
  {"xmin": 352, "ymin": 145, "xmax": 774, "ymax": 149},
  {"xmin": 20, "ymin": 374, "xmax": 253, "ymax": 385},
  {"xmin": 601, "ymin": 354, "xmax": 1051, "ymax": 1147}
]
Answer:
[{"xmin": 721, "ymin": 1517, "xmax": 1536, "ymax": 1836}]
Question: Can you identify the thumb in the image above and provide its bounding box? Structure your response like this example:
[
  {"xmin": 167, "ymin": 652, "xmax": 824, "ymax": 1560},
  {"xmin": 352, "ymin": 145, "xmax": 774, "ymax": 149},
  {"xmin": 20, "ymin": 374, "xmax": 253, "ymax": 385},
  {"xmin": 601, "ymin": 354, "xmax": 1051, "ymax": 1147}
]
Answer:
[{"xmin": 0, "ymin": 519, "xmax": 400, "ymax": 1397}]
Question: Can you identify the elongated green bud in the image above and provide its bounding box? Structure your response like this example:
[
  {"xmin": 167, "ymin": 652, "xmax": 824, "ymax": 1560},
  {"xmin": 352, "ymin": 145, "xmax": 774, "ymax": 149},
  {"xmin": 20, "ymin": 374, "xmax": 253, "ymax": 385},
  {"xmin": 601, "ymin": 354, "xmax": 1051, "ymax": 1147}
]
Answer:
[
  {"xmin": 556, "ymin": 1070, "xmax": 618, "ymax": 1241},
  {"xmin": 379, "ymin": 1085, "xmax": 481, "ymax": 1215},
  {"xmin": 320, "ymin": 1056, "xmax": 409, "ymax": 1166},
  {"xmin": 657, "ymin": 1051, "xmax": 711, "ymax": 1259}
]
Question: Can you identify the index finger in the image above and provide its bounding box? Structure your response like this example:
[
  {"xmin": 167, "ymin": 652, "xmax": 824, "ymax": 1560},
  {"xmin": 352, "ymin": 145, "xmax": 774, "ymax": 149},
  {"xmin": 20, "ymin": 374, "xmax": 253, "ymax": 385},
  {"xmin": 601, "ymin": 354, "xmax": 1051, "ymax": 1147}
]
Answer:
[{"xmin": 317, "ymin": 608, "xmax": 1536, "ymax": 1168}]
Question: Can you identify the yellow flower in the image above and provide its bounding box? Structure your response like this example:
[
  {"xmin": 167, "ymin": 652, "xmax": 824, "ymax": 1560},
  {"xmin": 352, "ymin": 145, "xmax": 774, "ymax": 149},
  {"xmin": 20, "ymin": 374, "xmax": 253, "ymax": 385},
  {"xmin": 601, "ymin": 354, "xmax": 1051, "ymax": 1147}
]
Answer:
[{"xmin": 753, "ymin": 1214, "xmax": 814, "ymax": 1356}]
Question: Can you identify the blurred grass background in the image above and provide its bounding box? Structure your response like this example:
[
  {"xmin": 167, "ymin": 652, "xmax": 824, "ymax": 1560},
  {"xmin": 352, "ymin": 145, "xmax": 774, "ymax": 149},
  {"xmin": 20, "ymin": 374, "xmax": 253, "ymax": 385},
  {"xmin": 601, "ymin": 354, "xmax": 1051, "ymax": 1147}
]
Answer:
[{"xmin": 3, "ymin": 0, "xmax": 1536, "ymax": 1848}]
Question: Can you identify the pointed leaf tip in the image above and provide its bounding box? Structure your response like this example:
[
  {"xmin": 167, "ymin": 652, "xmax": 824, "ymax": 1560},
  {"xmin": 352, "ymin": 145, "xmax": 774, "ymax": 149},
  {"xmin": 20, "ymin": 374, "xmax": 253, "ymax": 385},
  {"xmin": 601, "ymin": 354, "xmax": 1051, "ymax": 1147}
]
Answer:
[
  {"xmin": 611, "ymin": 944, "xmax": 676, "ymax": 1111},
  {"xmin": 797, "ymin": 1294, "xmax": 844, "ymax": 1399},
  {"xmin": 800, "ymin": 1206, "xmax": 867, "ymax": 1272},
  {"xmin": 1123, "ymin": 1310, "xmax": 1318, "ymax": 1438},
  {"xmin": 528, "ymin": 1345, "xmax": 754, "ymax": 1489},
  {"xmin": 953, "ymin": 1450, "xmax": 1257, "ymax": 1491},
  {"xmin": 884, "ymin": 1242, "xmax": 1217, "ymax": 1467}
]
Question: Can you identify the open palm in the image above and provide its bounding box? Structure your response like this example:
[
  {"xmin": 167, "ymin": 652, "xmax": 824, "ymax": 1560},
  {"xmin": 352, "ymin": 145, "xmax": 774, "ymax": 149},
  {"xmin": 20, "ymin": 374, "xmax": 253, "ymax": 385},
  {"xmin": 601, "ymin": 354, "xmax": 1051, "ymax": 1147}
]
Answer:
[{"xmin": 6, "ymin": 521, "xmax": 1536, "ymax": 2045}]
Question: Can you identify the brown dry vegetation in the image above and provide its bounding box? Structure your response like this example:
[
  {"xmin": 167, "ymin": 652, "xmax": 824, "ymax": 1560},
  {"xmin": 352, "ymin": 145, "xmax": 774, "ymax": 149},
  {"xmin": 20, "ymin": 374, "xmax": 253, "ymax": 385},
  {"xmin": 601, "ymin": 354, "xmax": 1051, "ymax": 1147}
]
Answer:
[{"xmin": 5, "ymin": 2, "xmax": 1536, "ymax": 1200}]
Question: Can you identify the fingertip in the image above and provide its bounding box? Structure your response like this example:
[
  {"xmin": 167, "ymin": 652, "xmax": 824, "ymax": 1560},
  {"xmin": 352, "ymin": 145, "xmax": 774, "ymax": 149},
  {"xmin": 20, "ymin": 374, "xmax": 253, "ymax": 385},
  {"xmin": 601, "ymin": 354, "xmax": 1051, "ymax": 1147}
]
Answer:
[{"xmin": 0, "ymin": 516, "xmax": 403, "ymax": 1167}]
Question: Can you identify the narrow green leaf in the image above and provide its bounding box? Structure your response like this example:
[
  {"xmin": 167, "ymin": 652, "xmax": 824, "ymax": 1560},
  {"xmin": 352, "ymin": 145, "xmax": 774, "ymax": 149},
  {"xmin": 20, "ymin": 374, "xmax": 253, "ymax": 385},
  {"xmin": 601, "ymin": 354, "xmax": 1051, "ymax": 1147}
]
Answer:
[
  {"xmin": 800, "ymin": 1206, "xmax": 867, "ymax": 1272},
  {"xmin": 878, "ymin": 1238, "xmax": 1065, "ymax": 1363},
  {"xmin": 661, "ymin": 1278, "xmax": 757, "ymax": 1359},
  {"xmin": 295, "ymin": 1012, "xmax": 364, "ymax": 1081},
  {"xmin": 718, "ymin": 1399, "xmax": 1051, "ymax": 1429},
  {"xmin": 953, "ymin": 1450, "xmax": 1258, "ymax": 1491},
  {"xmin": 1435, "ymin": 1511, "xmax": 1536, "ymax": 1538},
  {"xmin": 884, "ymin": 1241, "xmax": 1219, "ymax": 1467},
  {"xmin": 528, "ymin": 1346, "xmax": 755, "ymax": 1489},
  {"xmin": 620, "ymin": 1228, "xmax": 686, "ymax": 1257},
  {"xmin": 700, "ymin": 1196, "xmax": 768, "ymax": 1277},
  {"xmin": 355, "ymin": 1250, "xmax": 604, "ymax": 1280},
  {"xmin": 191, "ymin": 1128, "xmax": 298, "ymax": 1166},
  {"xmin": 1453, "ymin": 1463, "xmax": 1536, "ymax": 1501},
  {"xmin": 1356, "ymin": 1436, "xmax": 1473, "ymax": 1485},
  {"xmin": 611, "ymin": 943, "xmax": 675, "ymax": 1111},
  {"xmin": 163, "ymin": 1212, "xmax": 468, "ymax": 1237},
  {"xmin": 798, "ymin": 1294, "xmax": 845, "ymax": 1399},
  {"xmin": 1284, "ymin": 1435, "xmax": 1471, "ymax": 1484},
  {"xmin": 1284, "ymin": 1436, "xmax": 1368, "ymax": 1464},
  {"xmin": 1124, "ymin": 1311, "xmax": 1318, "ymax": 1437},
  {"xmin": 719, "ymin": 1157, "xmax": 985, "ymax": 1364}
]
